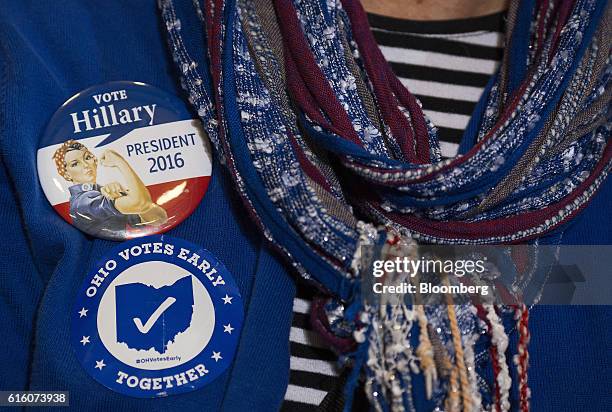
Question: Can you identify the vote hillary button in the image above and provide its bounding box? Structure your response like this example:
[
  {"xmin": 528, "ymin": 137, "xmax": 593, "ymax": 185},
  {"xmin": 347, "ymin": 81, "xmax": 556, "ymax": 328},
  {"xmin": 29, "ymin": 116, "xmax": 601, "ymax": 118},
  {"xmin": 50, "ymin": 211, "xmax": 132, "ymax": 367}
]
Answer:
[
  {"xmin": 37, "ymin": 81, "xmax": 212, "ymax": 241},
  {"xmin": 72, "ymin": 235, "xmax": 243, "ymax": 397}
]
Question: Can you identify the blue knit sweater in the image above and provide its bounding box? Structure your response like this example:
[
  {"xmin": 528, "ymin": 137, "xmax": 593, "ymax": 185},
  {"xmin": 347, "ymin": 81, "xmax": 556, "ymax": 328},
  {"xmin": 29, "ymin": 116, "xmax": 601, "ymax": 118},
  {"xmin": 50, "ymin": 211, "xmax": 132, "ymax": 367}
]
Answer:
[{"xmin": 0, "ymin": 1, "xmax": 610, "ymax": 411}]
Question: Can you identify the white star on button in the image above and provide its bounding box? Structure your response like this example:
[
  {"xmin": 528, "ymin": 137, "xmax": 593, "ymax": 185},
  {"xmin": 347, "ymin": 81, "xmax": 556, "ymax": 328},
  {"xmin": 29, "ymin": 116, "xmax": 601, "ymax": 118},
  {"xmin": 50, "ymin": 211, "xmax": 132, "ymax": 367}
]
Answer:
[
  {"xmin": 222, "ymin": 295, "xmax": 233, "ymax": 305},
  {"xmin": 211, "ymin": 351, "xmax": 222, "ymax": 362},
  {"xmin": 78, "ymin": 308, "xmax": 88, "ymax": 318},
  {"xmin": 223, "ymin": 324, "xmax": 234, "ymax": 334},
  {"xmin": 80, "ymin": 336, "xmax": 90, "ymax": 345},
  {"xmin": 95, "ymin": 360, "xmax": 106, "ymax": 370}
]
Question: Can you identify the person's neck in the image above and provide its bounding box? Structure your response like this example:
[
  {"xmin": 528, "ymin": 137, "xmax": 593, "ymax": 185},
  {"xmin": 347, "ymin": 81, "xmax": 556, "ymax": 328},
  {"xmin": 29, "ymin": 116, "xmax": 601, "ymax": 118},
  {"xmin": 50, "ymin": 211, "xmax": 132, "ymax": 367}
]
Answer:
[{"xmin": 361, "ymin": 0, "xmax": 508, "ymax": 20}]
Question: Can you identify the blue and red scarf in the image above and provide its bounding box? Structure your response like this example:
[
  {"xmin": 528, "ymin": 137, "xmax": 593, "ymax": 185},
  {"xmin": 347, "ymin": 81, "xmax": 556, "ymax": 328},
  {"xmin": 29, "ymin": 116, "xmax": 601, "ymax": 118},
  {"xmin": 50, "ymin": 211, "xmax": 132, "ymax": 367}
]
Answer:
[{"xmin": 160, "ymin": 0, "xmax": 611, "ymax": 410}]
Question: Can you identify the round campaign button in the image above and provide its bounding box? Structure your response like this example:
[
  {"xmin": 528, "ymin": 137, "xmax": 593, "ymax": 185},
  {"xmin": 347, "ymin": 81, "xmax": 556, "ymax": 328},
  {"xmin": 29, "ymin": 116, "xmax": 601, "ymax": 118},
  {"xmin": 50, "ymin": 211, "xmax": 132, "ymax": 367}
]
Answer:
[
  {"xmin": 37, "ymin": 81, "xmax": 212, "ymax": 241},
  {"xmin": 72, "ymin": 235, "xmax": 243, "ymax": 398}
]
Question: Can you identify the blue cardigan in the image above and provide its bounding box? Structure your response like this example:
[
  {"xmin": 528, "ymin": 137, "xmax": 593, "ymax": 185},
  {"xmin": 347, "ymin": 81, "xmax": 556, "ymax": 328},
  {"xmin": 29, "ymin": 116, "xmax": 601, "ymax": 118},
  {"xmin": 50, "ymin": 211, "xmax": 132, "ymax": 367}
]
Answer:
[{"xmin": 0, "ymin": 1, "xmax": 610, "ymax": 411}]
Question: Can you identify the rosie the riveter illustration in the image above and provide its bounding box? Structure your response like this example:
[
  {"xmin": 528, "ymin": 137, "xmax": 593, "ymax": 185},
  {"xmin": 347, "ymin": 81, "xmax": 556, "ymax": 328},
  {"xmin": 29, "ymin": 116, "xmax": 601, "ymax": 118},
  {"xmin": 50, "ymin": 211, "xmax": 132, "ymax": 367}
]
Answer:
[{"xmin": 53, "ymin": 139, "xmax": 167, "ymax": 239}]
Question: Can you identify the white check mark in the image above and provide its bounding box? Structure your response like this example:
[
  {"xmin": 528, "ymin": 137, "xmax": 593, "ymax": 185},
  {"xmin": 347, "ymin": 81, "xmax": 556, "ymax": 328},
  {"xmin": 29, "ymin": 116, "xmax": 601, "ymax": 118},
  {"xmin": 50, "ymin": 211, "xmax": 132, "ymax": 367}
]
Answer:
[{"xmin": 133, "ymin": 297, "xmax": 177, "ymax": 334}]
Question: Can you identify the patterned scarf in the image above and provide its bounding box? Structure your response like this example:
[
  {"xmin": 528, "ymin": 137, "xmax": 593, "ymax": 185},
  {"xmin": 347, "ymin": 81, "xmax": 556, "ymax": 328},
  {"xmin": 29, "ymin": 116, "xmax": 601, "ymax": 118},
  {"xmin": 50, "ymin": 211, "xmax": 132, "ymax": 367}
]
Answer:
[{"xmin": 160, "ymin": 0, "xmax": 611, "ymax": 410}]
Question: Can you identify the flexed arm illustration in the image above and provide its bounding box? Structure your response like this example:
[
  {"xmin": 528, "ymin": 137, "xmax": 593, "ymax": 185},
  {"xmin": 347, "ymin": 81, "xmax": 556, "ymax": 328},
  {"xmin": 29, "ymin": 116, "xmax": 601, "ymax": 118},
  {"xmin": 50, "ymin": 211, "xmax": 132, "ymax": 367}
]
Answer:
[{"xmin": 100, "ymin": 149, "xmax": 168, "ymax": 225}]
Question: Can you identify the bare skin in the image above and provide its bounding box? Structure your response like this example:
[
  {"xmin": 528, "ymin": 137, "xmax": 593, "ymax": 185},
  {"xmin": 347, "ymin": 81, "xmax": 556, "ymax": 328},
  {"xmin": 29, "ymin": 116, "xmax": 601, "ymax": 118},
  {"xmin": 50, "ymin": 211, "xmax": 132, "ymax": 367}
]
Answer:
[
  {"xmin": 100, "ymin": 149, "xmax": 168, "ymax": 225},
  {"xmin": 64, "ymin": 149, "xmax": 97, "ymax": 184},
  {"xmin": 63, "ymin": 148, "xmax": 167, "ymax": 226},
  {"xmin": 361, "ymin": 0, "xmax": 508, "ymax": 20}
]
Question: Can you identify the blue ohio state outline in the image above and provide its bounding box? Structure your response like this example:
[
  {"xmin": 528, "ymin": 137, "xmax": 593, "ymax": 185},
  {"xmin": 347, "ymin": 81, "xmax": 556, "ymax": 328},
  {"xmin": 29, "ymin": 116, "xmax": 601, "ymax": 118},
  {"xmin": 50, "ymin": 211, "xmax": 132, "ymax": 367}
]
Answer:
[{"xmin": 71, "ymin": 234, "xmax": 244, "ymax": 398}]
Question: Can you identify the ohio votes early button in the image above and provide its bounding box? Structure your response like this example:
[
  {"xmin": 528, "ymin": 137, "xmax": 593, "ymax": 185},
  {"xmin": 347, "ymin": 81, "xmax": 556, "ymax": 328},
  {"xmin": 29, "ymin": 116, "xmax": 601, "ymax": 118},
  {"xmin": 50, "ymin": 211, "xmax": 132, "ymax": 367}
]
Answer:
[
  {"xmin": 37, "ymin": 81, "xmax": 212, "ymax": 241},
  {"xmin": 71, "ymin": 235, "xmax": 243, "ymax": 397}
]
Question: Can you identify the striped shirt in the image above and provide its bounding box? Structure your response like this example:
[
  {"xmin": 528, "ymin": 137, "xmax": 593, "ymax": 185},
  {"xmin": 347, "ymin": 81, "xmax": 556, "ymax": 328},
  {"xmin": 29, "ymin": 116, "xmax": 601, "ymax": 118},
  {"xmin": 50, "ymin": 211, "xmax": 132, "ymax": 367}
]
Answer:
[{"xmin": 282, "ymin": 11, "xmax": 505, "ymax": 411}]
